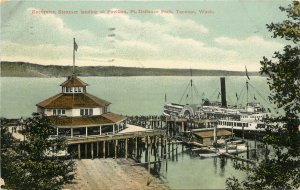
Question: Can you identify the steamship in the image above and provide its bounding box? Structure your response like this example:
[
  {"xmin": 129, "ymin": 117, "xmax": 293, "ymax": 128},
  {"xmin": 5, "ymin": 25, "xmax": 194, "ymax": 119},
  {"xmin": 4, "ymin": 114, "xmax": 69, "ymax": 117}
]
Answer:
[{"xmin": 163, "ymin": 77, "xmax": 271, "ymax": 131}]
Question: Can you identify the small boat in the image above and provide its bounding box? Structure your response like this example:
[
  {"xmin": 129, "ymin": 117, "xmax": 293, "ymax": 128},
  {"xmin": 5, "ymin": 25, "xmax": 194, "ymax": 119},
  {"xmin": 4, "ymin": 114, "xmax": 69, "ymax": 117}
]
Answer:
[
  {"xmin": 199, "ymin": 152, "xmax": 218, "ymax": 159},
  {"xmin": 218, "ymin": 143, "xmax": 248, "ymax": 154},
  {"xmin": 198, "ymin": 148, "xmax": 219, "ymax": 158}
]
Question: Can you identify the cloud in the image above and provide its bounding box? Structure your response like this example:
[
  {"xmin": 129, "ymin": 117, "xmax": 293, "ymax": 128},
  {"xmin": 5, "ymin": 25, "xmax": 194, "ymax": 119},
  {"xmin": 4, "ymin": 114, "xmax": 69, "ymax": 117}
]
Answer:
[
  {"xmin": 159, "ymin": 13, "xmax": 209, "ymax": 35},
  {"xmin": 215, "ymin": 35, "xmax": 282, "ymax": 48},
  {"xmin": 214, "ymin": 35, "xmax": 283, "ymax": 56},
  {"xmin": 1, "ymin": 7, "xmax": 95, "ymax": 46},
  {"xmin": 214, "ymin": 35, "xmax": 284, "ymax": 70},
  {"xmin": 93, "ymin": 10, "xmax": 238, "ymax": 68},
  {"xmin": 2, "ymin": 5, "xmax": 282, "ymax": 71}
]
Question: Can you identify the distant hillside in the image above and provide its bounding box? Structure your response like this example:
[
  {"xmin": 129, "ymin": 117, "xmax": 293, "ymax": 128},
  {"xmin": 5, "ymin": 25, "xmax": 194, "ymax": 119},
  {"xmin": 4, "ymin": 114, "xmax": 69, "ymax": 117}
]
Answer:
[{"xmin": 0, "ymin": 61, "xmax": 260, "ymax": 77}]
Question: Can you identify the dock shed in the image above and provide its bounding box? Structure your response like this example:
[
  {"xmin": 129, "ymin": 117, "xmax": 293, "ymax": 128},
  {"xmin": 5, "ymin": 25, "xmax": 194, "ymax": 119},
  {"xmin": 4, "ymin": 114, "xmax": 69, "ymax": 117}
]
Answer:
[{"xmin": 193, "ymin": 129, "xmax": 233, "ymax": 146}]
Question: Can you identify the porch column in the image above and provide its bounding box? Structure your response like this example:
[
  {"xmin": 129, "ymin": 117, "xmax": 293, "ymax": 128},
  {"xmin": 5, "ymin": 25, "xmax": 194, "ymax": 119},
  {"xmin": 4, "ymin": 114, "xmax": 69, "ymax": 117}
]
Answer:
[
  {"xmin": 86, "ymin": 127, "xmax": 88, "ymax": 136},
  {"xmin": 113, "ymin": 125, "xmax": 115, "ymax": 134},
  {"xmin": 99, "ymin": 126, "xmax": 102, "ymax": 135},
  {"xmin": 56, "ymin": 128, "xmax": 59, "ymax": 136}
]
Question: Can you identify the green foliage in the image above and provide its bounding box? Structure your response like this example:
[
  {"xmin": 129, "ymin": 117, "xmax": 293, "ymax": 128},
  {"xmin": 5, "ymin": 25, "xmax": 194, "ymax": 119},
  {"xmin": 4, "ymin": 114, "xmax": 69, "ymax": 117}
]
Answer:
[
  {"xmin": 227, "ymin": 2, "xmax": 300, "ymax": 190},
  {"xmin": 1, "ymin": 114, "xmax": 75, "ymax": 190}
]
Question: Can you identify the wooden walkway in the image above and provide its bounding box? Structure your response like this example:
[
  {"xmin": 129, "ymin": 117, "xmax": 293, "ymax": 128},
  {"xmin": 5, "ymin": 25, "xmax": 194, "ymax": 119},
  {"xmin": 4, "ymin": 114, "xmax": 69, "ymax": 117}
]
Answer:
[
  {"xmin": 66, "ymin": 130, "xmax": 165, "ymax": 145},
  {"xmin": 63, "ymin": 159, "xmax": 169, "ymax": 190}
]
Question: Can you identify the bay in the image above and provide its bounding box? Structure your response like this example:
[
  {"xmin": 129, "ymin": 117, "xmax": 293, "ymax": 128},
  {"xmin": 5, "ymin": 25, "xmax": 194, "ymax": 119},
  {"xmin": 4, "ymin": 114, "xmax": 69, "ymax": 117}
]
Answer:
[
  {"xmin": 0, "ymin": 76, "xmax": 271, "ymax": 118},
  {"xmin": 0, "ymin": 76, "xmax": 270, "ymax": 189}
]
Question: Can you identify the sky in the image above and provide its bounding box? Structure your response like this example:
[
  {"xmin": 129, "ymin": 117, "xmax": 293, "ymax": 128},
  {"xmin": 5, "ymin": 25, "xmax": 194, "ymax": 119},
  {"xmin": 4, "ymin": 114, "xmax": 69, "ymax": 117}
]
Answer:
[{"xmin": 1, "ymin": 0, "xmax": 291, "ymax": 71}]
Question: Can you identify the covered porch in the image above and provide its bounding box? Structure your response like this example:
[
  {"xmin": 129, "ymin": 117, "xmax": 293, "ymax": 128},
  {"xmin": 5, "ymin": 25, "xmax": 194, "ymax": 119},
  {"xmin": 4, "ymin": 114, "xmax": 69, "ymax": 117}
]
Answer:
[{"xmin": 56, "ymin": 122, "xmax": 126, "ymax": 138}]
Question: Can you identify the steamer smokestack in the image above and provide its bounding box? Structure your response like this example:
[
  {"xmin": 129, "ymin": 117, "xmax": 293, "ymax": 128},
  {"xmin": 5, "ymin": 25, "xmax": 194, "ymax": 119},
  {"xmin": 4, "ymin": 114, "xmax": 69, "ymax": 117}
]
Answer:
[{"xmin": 220, "ymin": 77, "xmax": 227, "ymax": 108}]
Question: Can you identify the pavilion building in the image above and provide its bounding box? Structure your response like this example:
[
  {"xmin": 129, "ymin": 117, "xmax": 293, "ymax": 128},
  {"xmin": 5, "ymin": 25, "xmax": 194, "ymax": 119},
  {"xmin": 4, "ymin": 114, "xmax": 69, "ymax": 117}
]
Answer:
[{"xmin": 36, "ymin": 74, "xmax": 126, "ymax": 138}]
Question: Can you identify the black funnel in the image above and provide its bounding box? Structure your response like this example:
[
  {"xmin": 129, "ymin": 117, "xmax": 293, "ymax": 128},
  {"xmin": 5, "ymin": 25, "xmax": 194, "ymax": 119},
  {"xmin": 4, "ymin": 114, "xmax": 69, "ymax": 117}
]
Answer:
[{"xmin": 220, "ymin": 77, "xmax": 227, "ymax": 107}]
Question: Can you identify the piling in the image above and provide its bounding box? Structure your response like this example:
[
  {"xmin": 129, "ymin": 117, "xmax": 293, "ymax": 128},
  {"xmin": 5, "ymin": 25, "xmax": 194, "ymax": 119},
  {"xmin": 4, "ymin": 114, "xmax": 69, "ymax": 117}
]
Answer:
[
  {"xmin": 147, "ymin": 136, "xmax": 152, "ymax": 186},
  {"xmin": 78, "ymin": 144, "xmax": 81, "ymax": 159},
  {"xmin": 171, "ymin": 140, "xmax": 174, "ymax": 161},
  {"xmin": 125, "ymin": 138, "xmax": 128, "ymax": 159},
  {"xmin": 96, "ymin": 142, "xmax": 99, "ymax": 157},
  {"xmin": 85, "ymin": 143, "xmax": 87, "ymax": 158},
  {"xmin": 145, "ymin": 137, "xmax": 148, "ymax": 163},
  {"xmin": 168, "ymin": 138, "xmax": 171, "ymax": 159},
  {"xmin": 115, "ymin": 140, "xmax": 118, "ymax": 159},
  {"xmin": 91, "ymin": 143, "xmax": 94, "ymax": 159},
  {"xmin": 246, "ymin": 142, "xmax": 249, "ymax": 159},
  {"xmin": 103, "ymin": 141, "xmax": 106, "ymax": 158}
]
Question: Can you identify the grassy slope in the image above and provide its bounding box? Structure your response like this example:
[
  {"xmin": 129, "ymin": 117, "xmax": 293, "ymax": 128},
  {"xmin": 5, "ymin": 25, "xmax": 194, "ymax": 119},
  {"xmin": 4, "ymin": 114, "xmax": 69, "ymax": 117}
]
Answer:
[{"xmin": 0, "ymin": 61, "xmax": 260, "ymax": 77}]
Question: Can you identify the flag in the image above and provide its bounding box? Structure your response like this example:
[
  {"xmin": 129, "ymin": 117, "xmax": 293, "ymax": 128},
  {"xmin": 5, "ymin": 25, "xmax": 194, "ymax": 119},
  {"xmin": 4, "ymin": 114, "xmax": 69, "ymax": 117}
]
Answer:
[
  {"xmin": 109, "ymin": 27, "xmax": 116, "ymax": 31},
  {"xmin": 236, "ymin": 93, "xmax": 239, "ymax": 100},
  {"xmin": 245, "ymin": 66, "xmax": 250, "ymax": 80},
  {"xmin": 74, "ymin": 39, "xmax": 78, "ymax": 52},
  {"xmin": 165, "ymin": 93, "xmax": 167, "ymax": 102},
  {"xmin": 217, "ymin": 92, "xmax": 221, "ymax": 99},
  {"xmin": 186, "ymin": 94, "xmax": 189, "ymax": 98},
  {"xmin": 254, "ymin": 95, "xmax": 257, "ymax": 100}
]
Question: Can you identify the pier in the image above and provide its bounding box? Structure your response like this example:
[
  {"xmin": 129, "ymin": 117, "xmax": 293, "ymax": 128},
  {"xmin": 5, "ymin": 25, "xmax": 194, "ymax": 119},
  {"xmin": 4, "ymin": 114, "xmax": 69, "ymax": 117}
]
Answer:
[{"xmin": 67, "ymin": 127, "xmax": 166, "ymax": 161}]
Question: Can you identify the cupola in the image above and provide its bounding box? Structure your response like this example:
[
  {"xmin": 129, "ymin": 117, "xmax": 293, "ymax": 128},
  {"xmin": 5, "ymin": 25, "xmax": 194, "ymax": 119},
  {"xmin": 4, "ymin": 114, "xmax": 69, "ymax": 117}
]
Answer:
[{"xmin": 60, "ymin": 74, "xmax": 88, "ymax": 93}]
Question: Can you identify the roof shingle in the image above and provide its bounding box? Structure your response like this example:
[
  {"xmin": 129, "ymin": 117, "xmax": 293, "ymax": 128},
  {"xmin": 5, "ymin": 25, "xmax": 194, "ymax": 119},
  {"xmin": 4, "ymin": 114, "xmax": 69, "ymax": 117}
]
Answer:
[
  {"xmin": 48, "ymin": 113, "xmax": 126, "ymax": 128},
  {"xmin": 36, "ymin": 93, "xmax": 110, "ymax": 108},
  {"xmin": 60, "ymin": 75, "xmax": 88, "ymax": 87},
  {"xmin": 193, "ymin": 129, "xmax": 232, "ymax": 138}
]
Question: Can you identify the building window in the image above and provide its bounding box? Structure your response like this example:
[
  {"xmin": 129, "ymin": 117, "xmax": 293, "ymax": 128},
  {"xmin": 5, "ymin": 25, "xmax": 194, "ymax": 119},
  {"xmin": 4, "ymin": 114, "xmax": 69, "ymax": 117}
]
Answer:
[
  {"xmin": 80, "ymin": 108, "xmax": 93, "ymax": 116},
  {"xmin": 64, "ymin": 87, "xmax": 83, "ymax": 93},
  {"xmin": 103, "ymin": 106, "xmax": 108, "ymax": 113},
  {"xmin": 53, "ymin": 109, "xmax": 66, "ymax": 116}
]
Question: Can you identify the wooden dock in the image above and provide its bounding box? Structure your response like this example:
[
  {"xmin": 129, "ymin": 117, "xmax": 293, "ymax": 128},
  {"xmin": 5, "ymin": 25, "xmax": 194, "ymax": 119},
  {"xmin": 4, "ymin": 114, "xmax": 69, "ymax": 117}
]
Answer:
[{"xmin": 66, "ymin": 130, "xmax": 165, "ymax": 144}]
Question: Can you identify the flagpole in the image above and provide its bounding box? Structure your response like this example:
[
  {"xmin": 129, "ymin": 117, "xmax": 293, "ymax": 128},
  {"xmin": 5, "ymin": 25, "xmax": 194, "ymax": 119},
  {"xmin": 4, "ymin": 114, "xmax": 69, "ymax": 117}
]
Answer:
[
  {"xmin": 246, "ymin": 80, "xmax": 249, "ymax": 106},
  {"xmin": 73, "ymin": 38, "xmax": 75, "ymax": 74}
]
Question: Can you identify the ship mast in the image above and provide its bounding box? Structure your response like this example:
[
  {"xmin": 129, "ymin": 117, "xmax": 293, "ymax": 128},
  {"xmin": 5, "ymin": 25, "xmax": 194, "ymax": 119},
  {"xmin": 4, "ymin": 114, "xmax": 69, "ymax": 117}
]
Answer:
[
  {"xmin": 190, "ymin": 68, "xmax": 193, "ymax": 105},
  {"xmin": 245, "ymin": 66, "xmax": 250, "ymax": 105}
]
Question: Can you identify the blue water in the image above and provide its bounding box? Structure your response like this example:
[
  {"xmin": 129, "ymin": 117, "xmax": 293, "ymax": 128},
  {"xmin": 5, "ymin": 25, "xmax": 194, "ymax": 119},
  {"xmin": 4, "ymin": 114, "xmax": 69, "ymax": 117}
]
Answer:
[{"xmin": 0, "ymin": 76, "xmax": 272, "ymax": 118}]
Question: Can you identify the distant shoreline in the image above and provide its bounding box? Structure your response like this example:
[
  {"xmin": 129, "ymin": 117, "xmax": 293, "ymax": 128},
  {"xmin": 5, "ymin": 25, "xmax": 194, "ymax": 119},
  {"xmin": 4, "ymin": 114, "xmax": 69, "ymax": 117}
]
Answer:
[{"xmin": 1, "ymin": 61, "xmax": 262, "ymax": 77}]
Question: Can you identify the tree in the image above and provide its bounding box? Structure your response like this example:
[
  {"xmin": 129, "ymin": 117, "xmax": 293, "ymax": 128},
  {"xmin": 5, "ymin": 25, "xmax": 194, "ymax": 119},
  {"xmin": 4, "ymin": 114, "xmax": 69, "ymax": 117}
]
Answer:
[
  {"xmin": 227, "ymin": 2, "xmax": 300, "ymax": 189},
  {"xmin": 1, "ymin": 113, "xmax": 76, "ymax": 189}
]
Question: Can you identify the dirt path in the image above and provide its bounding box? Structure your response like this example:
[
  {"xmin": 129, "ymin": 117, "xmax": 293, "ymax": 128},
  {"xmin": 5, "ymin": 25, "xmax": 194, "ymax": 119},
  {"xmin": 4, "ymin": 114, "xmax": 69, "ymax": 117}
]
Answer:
[{"xmin": 64, "ymin": 158, "xmax": 169, "ymax": 190}]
